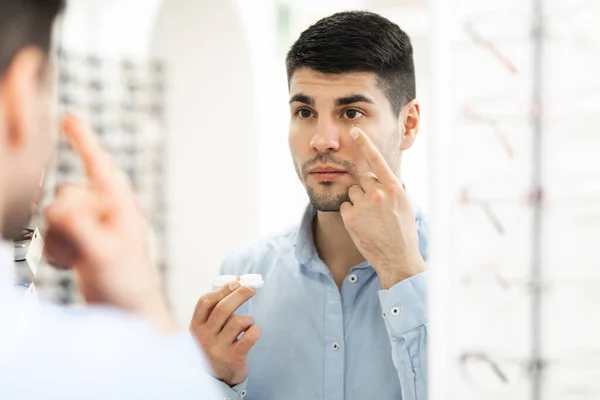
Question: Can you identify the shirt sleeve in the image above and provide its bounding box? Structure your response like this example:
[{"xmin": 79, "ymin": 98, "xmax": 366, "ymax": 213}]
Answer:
[
  {"xmin": 212, "ymin": 378, "xmax": 248, "ymax": 400},
  {"xmin": 378, "ymin": 272, "xmax": 428, "ymax": 400}
]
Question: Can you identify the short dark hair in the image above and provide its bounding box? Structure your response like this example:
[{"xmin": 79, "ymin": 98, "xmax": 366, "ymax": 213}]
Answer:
[
  {"xmin": 0, "ymin": 0, "xmax": 64, "ymax": 77},
  {"xmin": 286, "ymin": 11, "xmax": 415, "ymax": 116}
]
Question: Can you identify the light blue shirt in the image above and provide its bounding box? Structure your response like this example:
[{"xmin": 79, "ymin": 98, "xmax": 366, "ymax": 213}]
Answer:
[
  {"xmin": 217, "ymin": 205, "xmax": 428, "ymax": 400},
  {"xmin": 0, "ymin": 239, "xmax": 224, "ymax": 399}
]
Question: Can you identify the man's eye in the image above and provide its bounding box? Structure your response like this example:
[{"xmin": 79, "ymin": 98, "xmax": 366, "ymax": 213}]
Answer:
[
  {"xmin": 343, "ymin": 109, "xmax": 364, "ymax": 120},
  {"xmin": 297, "ymin": 109, "xmax": 313, "ymax": 119}
]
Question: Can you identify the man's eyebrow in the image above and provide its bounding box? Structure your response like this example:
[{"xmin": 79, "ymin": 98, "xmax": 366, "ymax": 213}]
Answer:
[
  {"xmin": 334, "ymin": 94, "xmax": 375, "ymax": 107},
  {"xmin": 289, "ymin": 93, "xmax": 315, "ymax": 106}
]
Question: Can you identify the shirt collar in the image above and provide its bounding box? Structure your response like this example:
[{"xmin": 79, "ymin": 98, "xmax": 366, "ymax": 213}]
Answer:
[
  {"xmin": 293, "ymin": 204, "xmax": 318, "ymax": 266},
  {"xmin": 292, "ymin": 205, "xmax": 371, "ymax": 272},
  {"xmin": 292, "ymin": 186, "xmax": 427, "ymax": 269},
  {"xmin": 293, "ymin": 204, "xmax": 347, "ymax": 278}
]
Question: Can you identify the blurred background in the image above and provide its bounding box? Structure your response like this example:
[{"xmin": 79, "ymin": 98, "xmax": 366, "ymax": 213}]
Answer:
[{"xmin": 17, "ymin": 0, "xmax": 600, "ymax": 398}]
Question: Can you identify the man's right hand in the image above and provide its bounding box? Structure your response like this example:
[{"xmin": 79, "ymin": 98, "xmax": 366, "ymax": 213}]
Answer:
[
  {"xmin": 43, "ymin": 115, "xmax": 175, "ymax": 333},
  {"xmin": 190, "ymin": 281, "xmax": 261, "ymax": 386}
]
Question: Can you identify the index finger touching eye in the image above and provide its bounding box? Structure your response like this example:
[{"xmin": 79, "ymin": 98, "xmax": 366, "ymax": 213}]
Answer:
[{"xmin": 349, "ymin": 126, "xmax": 397, "ymax": 184}]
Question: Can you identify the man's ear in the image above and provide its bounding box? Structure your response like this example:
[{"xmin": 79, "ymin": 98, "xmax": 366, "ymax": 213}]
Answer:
[
  {"xmin": 399, "ymin": 99, "xmax": 420, "ymax": 151},
  {"xmin": 1, "ymin": 46, "xmax": 47, "ymax": 150}
]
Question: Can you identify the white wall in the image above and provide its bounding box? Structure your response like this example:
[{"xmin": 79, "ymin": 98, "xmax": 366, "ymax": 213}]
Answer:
[
  {"xmin": 59, "ymin": 0, "xmax": 261, "ymax": 325},
  {"xmin": 58, "ymin": 0, "xmax": 163, "ymax": 57},
  {"xmin": 232, "ymin": 0, "xmax": 308, "ymax": 237},
  {"xmin": 151, "ymin": 0, "xmax": 260, "ymax": 325}
]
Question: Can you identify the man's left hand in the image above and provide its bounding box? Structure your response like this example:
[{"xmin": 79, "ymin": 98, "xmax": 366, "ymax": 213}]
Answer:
[{"xmin": 340, "ymin": 126, "xmax": 425, "ymax": 290}]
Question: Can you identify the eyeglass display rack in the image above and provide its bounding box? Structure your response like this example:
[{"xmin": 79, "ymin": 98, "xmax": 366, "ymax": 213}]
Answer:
[
  {"xmin": 439, "ymin": 0, "xmax": 600, "ymax": 399},
  {"xmin": 30, "ymin": 48, "xmax": 168, "ymax": 305}
]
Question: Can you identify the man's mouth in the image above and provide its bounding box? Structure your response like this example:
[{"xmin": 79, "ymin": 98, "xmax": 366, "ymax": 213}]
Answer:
[{"xmin": 308, "ymin": 166, "xmax": 348, "ymax": 182}]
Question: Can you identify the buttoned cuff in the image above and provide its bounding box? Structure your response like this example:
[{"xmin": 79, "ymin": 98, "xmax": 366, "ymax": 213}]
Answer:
[
  {"xmin": 214, "ymin": 378, "xmax": 248, "ymax": 400},
  {"xmin": 186, "ymin": 332, "xmax": 249, "ymax": 399},
  {"xmin": 378, "ymin": 272, "xmax": 428, "ymax": 337}
]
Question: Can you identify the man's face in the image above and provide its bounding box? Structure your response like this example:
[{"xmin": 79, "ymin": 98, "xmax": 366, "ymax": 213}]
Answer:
[
  {"xmin": 288, "ymin": 68, "xmax": 405, "ymax": 212},
  {"xmin": 0, "ymin": 49, "xmax": 56, "ymax": 239}
]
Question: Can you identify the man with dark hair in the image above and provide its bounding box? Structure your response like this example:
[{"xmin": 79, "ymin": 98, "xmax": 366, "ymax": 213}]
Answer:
[
  {"xmin": 191, "ymin": 11, "xmax": 428, "ymax": 400},
  {"xmin": 0, "ymin": 1, "xmax": 222, "ymax": 398}
]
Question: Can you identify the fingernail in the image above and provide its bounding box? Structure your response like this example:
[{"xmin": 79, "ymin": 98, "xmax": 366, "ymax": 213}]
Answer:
[
  {"xmin": 350, "ymin": 127, "xmax": 360, "ymax": 140},
  {"xmin": 62, "ymin": 114, "xmax": 75, "ymax": 131},
  {"xmin": 228, "ymin": 281, "xmax": 240, "ymax": 291}
]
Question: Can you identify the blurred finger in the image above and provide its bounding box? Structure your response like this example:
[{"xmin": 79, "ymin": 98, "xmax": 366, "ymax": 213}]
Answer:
[
  {"xmin": 44, "ymin": 186, "xmax": 103, "ymax": 255},
  {"xmin": 62, "ymin": 115, "xmax": 118, "ymax": 194},
  {"xmin": 44, "ymin": 227, "xmax": 78, "ymax": 269},
  {"xmin": 54, "ymin": 181, "xmax": 87, "ymax": 197}
]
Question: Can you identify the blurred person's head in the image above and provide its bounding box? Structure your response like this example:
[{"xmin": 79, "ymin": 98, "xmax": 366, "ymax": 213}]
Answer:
[
  {"xmin": 286, "ymin": 11, "xmax": 420, "ymax": 212},
  {"xmin": 0, "ymin": 0, "xmax": 63, "ymax": 239}
]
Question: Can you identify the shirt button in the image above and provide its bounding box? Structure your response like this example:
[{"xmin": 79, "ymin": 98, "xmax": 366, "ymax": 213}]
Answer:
[
  {"xmin": 241, "ymin": 390, "xmax": 247, "ymax": 397},
  {"xmin": 348, "ymin": 274, "xmax": 358, "ymax": 283},
  {"xmin": 391, "ymin": 306, "xmax": 402, "ymax": 315},
  {"xmin": 332, "ymin": 342, "xmax": 340, "ymax": 351}
]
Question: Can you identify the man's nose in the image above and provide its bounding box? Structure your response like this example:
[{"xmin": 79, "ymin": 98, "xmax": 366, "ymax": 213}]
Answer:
[{"xmin": 310, "ymin": 118, "xmax": 341, "ymax": 153}]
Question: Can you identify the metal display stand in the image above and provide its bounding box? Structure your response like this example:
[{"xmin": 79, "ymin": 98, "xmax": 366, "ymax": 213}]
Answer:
[
  {"xmin": 433, "ymin": 0, "xmax": 600, "ymax": 398},
  {"xmin": 32, "ymin": 48, "xmax": 168, "ymax": 305}
]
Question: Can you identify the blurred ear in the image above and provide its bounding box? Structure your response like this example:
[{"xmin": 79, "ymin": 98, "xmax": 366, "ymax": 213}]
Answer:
[
  {"xmin": 0, "ymin": 46, "xmax": 47, "ymax": 151},
  {"xmin": 399, "ymin": 99, "xmax": 420, "ymax": 151}
]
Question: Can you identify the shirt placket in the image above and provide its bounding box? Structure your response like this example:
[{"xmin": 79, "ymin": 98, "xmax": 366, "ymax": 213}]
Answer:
[{"xmin": 323, "ymin": 265, "xmax": 345, "ymax": 400}]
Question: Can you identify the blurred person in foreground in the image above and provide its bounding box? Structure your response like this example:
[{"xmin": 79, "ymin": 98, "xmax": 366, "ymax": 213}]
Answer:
[
  {"xmin": 190, "ymin": 11, "xmax": 427, "ymax": 400},
  {"xmin": 0, "ymin": 1, "xmax": 222, "ymax": 398}
]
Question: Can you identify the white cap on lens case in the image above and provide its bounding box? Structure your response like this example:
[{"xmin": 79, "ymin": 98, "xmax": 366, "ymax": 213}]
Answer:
[{"xmin": 212, "ymin": 274, "xmax": 264, "ymax": 289}]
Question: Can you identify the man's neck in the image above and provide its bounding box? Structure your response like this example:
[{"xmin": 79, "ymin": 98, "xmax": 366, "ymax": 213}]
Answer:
[{"xmin": 313, "ymin": 211, "xmax": 365, "ymax": 289}]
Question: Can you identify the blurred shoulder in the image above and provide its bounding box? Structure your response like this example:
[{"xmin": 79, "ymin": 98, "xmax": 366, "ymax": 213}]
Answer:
[{"xmin": 0, "ymin": 303, "xmax": 223, "ymax": 399}]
